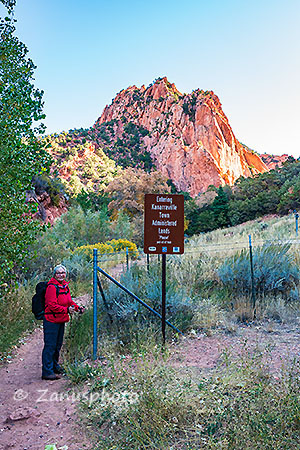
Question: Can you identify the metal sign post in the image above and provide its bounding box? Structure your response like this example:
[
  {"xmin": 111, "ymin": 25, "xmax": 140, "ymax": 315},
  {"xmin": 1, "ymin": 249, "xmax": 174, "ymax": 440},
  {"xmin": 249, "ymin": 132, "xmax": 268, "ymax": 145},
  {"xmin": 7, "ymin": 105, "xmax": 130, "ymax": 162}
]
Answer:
[
  {"xmin": 144, "ymin": 194, "xmax": 184, "ymax": 344},
  {"xmin": 162, "ymin": 254, "xmax": 166, "ymax": 344}
]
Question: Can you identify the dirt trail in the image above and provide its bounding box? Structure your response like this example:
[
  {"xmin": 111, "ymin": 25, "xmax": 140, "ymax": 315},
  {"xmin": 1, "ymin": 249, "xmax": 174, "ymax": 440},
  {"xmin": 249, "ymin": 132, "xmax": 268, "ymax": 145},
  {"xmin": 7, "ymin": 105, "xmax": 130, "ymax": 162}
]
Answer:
[
  {"xmin": 0, "ymin": 264, "xmax": 134, "ymax": 450},
  {"xmin": 170, "ymin": 322, "xmax": 300, "ymax": 374},
  {"xmin": 0, "ymin": 294, "xmax": 93, "ymax": 450},
  {"xmin": 0, "ymin": 327, "xmax": 93, "ymax": 450}
]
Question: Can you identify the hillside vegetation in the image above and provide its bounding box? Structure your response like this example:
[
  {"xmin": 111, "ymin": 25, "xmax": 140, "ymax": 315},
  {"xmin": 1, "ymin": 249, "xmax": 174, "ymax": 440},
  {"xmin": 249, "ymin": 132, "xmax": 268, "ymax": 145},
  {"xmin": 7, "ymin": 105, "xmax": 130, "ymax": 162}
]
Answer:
[
  {"xmin": 40, "ymin": 130, "xmax": 300, "ymax": 239},
  {"xmin": 2, "ymin": 187, "xmax": 300, "ymax": 449},
  {"xmin": 62, "ymin": 213, "xmax": 300, "ymax": 450},
  {"xmin": 185, "ymin": 157, "xmax": 299, "ymax": 234}
]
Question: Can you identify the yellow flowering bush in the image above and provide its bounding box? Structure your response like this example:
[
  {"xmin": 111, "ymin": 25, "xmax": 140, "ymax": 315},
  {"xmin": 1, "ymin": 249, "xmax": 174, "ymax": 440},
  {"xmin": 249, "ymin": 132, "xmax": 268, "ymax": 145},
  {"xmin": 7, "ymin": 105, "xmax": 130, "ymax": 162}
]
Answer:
[{"xmin": 74, "ymin": 239, "xmax": 138, "ymax": 259}]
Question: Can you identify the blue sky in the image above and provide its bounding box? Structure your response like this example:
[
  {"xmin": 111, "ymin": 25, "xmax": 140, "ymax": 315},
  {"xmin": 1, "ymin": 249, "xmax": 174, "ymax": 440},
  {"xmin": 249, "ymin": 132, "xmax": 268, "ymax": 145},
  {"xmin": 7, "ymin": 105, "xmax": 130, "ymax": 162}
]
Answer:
[{"xmin": 2, "ymin": 0, "xmax": 300, "ymax": 156}]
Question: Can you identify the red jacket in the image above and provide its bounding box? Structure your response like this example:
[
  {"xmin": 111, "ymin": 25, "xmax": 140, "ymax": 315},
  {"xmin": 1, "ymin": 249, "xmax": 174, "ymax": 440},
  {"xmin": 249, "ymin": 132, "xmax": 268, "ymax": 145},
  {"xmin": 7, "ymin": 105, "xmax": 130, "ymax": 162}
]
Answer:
[{"xmin": 44, "ymin": 277, "xmax": 79, "ymax": 323}]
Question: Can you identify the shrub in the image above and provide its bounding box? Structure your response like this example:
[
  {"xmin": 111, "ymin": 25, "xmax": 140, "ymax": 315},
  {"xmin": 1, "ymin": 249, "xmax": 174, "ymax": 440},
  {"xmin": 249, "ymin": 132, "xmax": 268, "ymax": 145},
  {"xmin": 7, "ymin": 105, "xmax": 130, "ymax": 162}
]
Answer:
[
  {"xmin": 0, "ymin": 283, "xmax": 36, "ymax": 356},
  {"xmin": 63, "ymin": 308, "xmax": 93, "ymax": 363},
  {"xmin": 100, "ymin": 263, "xmax": 195, "ymax": 338},
  {"xmin": 25, "ymin": 233, "xmax": 72, "ymax": 279},
  {"xmin": 218, "ymin": 242, "xmax": 300, "ymax": 300},
  {"xmin": 61, "ymin": 253, "xmax": 91, "ymax": 282},
  {"xmin": 74, "ymin": 239, "xmax": 139, "ymax": 259}
]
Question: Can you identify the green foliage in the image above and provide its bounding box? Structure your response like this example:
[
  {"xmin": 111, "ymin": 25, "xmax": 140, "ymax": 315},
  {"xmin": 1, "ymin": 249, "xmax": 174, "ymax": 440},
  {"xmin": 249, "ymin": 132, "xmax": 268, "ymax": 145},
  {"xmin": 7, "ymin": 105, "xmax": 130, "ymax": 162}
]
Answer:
[
  {"xmin": 186, "ymin": 160, "xmax": 300, "ymax": 234},
  {"xmin": 107, "ymin": 121, "xmax": 153, "ymax": 171},
  {"xmin": 230, "ymin": 160, "xmax": 300, "ymax": 221},
  {"xmin": 0, "ymin": 0, "xmax": 16, "ymax": 12},
  {"xmin": 0, "ymin": 5, "xmax": 50, "ymax": 287},
  {"xmin": 99, "ymin": 263, "xmax": 194, "ymax": 341},
  {"xmin": 218, "ymin": 242, "xmax": 299, "ymax": 300},
  {"xmin": 182, "ymin": 95, "xmax": 197, "ymax": 122},
  {"xmin": 46, "ymin": 206, "xmax": 112, "ymax": 248},
  {"xmin": 33, "ymin": 174, "xmax": 66, "ymax": 207},
  {"xmin": 61, "ymin": 253, "xmax": 92, "ymax": 282},
  {"xmin": 105, "ymin": 167, "xmax": 170, "ymax": 218},
  {"xmin": 63, "ymin": 308, "xmax": 93, "ymax": 365},
  {"xmin": 186, "ymin": 186, "xmax": 230, "ymax": 234},
  {"xmin": 0, "ymin": 283, "xmax": 36, "ymax": 356},
  {"xmin": 44, "ymin": 135, "xmax": 121, "ymax": 197},
  {"xmin": 25, "ymin": 206, "xmax": 135, "ymax": 278},
  {"xmin": 48, "ymin": 120, "xmax": 153, "ymax": 173},
  {"xmin": 75, "ymin": 190, "xmax": 110, "ymax": 213}
]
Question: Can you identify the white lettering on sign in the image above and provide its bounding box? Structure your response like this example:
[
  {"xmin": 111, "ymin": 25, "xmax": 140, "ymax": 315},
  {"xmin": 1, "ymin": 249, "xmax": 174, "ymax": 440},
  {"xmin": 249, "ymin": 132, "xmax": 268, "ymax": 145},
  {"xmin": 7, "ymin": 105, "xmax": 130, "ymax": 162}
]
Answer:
[
  {"xmin": 158, "ymin": 228, "xmax": 170, "ymax": 234},
  {"xmin": 151, "ymin": 204, "xmax": 177, "ymax": 211},
  {"xmin": 152, "ymin": 220, "xmax": 177, "ymax": 226},
  {"xmin": 159, "ymin": 212, "xmax": 170, "ymax": 218},
  {"xmin": 144, "ymin": 193, "xmax": 184, "ymax": 255},
  {"xmin": 156, "ymin": 196, "xmax": 173, "ymax": 203}
]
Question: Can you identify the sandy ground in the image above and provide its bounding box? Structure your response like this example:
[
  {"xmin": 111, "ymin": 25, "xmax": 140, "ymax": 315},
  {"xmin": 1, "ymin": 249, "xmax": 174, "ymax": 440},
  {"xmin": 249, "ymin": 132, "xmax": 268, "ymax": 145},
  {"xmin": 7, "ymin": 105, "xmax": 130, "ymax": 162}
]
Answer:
[{"xmin": 169, "ymin": 322, "xmax": 300, "ymax": 374}]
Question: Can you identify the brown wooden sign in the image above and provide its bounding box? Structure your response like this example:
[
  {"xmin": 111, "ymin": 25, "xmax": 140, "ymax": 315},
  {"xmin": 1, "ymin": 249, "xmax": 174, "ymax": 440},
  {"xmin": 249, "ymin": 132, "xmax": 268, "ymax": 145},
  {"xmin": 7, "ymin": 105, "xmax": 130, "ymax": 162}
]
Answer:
[{"xmin": 144, "ymin": 194, "xmax": 184, "ymax": 254}]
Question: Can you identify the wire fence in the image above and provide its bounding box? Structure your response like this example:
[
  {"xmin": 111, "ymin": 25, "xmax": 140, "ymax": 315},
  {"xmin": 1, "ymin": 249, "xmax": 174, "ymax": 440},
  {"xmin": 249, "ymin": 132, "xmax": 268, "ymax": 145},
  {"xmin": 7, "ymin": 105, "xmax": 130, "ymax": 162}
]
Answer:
[
  {"xmin": 94, "ymin": 235, "xmax": 300, "ymax": 309},
  {"xmin": 96, "ymin": 236, "xmax": 300, "ymax": 268}
]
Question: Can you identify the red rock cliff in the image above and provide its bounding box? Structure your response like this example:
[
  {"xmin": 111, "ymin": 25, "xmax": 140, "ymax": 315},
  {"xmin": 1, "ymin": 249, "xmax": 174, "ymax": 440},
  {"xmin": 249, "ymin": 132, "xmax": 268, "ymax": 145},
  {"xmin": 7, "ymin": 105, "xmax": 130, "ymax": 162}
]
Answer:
[{"xmin": 95, "ymin": 77, "xmax": 268, "ymax": 196}]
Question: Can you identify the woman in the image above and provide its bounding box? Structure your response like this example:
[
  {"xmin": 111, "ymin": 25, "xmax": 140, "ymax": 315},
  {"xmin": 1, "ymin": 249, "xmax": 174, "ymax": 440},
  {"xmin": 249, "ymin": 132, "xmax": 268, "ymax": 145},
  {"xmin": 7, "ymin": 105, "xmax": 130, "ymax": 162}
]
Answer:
[{"xmin": 42, "ymin": 264, "xmax": 84, "ymax": 380}]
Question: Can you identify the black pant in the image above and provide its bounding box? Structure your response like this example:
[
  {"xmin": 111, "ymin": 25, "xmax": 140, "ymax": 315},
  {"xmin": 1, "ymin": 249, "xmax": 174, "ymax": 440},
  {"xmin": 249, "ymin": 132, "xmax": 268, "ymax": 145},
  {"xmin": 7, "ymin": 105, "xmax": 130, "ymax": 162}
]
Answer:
[{"xmin": 42, "ymin": 319, "xmax": 65, "ymax": 377}]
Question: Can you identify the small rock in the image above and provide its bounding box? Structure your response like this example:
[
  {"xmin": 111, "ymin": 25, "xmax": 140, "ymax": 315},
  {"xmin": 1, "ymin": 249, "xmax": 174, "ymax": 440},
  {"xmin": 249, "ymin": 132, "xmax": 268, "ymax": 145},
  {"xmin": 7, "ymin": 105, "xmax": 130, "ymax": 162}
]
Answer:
[{"xmin": 8, "ymin": 407, "xmax": 35, "ymax": 421}]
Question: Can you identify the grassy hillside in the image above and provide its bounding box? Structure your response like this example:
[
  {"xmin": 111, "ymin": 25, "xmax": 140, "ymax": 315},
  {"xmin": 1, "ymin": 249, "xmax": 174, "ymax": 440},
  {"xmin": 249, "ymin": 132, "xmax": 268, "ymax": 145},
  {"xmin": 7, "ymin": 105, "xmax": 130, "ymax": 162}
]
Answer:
[{"xmin": 62, "ymin": 213, "xmax": 300, "ymax": 449}]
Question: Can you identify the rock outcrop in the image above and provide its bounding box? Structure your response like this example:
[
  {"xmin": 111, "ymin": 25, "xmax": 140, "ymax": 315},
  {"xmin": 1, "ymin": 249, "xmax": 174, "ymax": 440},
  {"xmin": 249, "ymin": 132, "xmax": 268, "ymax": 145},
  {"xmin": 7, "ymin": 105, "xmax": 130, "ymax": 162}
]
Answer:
[
  {"xmin": 260, "ymin": 153, "xmax": 290, "ymax": 170},
  {"xmin": 94, "ymin": 77, "xmax": 268, "ymax": 196},
  {"xmin": 26, "ymin": 190, "xmax": 68, "ymax": 224}
]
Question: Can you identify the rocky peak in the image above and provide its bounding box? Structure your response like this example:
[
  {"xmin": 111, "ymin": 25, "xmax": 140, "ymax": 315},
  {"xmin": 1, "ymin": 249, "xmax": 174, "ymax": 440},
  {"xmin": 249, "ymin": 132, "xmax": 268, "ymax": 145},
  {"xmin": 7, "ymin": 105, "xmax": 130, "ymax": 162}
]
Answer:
[
  {"xmin": 94, "ymin": 77, "xmax": 269, "ymax": 196},
  {"xmin": 145, "ymin": 77, "xmax": 182, "ymax": 100}
]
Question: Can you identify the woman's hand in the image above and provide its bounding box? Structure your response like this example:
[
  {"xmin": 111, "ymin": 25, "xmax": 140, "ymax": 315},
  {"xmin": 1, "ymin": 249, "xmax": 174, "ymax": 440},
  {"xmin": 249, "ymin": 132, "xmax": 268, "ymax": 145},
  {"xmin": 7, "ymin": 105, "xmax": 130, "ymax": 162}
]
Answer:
[
  {"xmin": 68, "ymin": 305, "xmax": 76, "ymax": 314},
  {"xmin": 78, "ymin": 306, "xmax": 85, "ymax": 314}
]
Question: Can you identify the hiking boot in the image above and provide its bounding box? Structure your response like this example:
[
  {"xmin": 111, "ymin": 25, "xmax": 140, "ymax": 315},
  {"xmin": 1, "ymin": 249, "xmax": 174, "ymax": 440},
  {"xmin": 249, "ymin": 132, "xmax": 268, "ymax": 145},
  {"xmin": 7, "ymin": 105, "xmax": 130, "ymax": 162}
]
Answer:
[
  {"xmin": 42, "ymin": 374, "xmax": 61, "ymax": 380},
  {"xmin": 54, "ymin": 366, "xmax": 64, "ymax": 374}
]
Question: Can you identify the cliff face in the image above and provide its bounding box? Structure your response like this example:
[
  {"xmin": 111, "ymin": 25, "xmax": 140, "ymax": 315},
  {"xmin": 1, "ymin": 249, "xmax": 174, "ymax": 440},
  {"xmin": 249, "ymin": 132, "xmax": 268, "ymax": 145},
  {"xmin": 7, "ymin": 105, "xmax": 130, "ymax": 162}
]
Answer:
[
  {"xmin": 94, "ymin": 77, "xmax": 268, "ymax": 196},
  {"xmin": 260, "ymin": 153, "xmax": 290, "ymax": 170}
]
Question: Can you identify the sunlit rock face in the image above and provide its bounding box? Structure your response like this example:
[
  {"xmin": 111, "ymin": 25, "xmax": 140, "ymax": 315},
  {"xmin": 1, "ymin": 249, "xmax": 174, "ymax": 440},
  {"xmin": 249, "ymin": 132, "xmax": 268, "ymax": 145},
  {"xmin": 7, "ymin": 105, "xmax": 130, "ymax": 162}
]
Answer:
[{"xmin": 95, "ymin": 77, "xmax": 268, "ymax": 196}]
